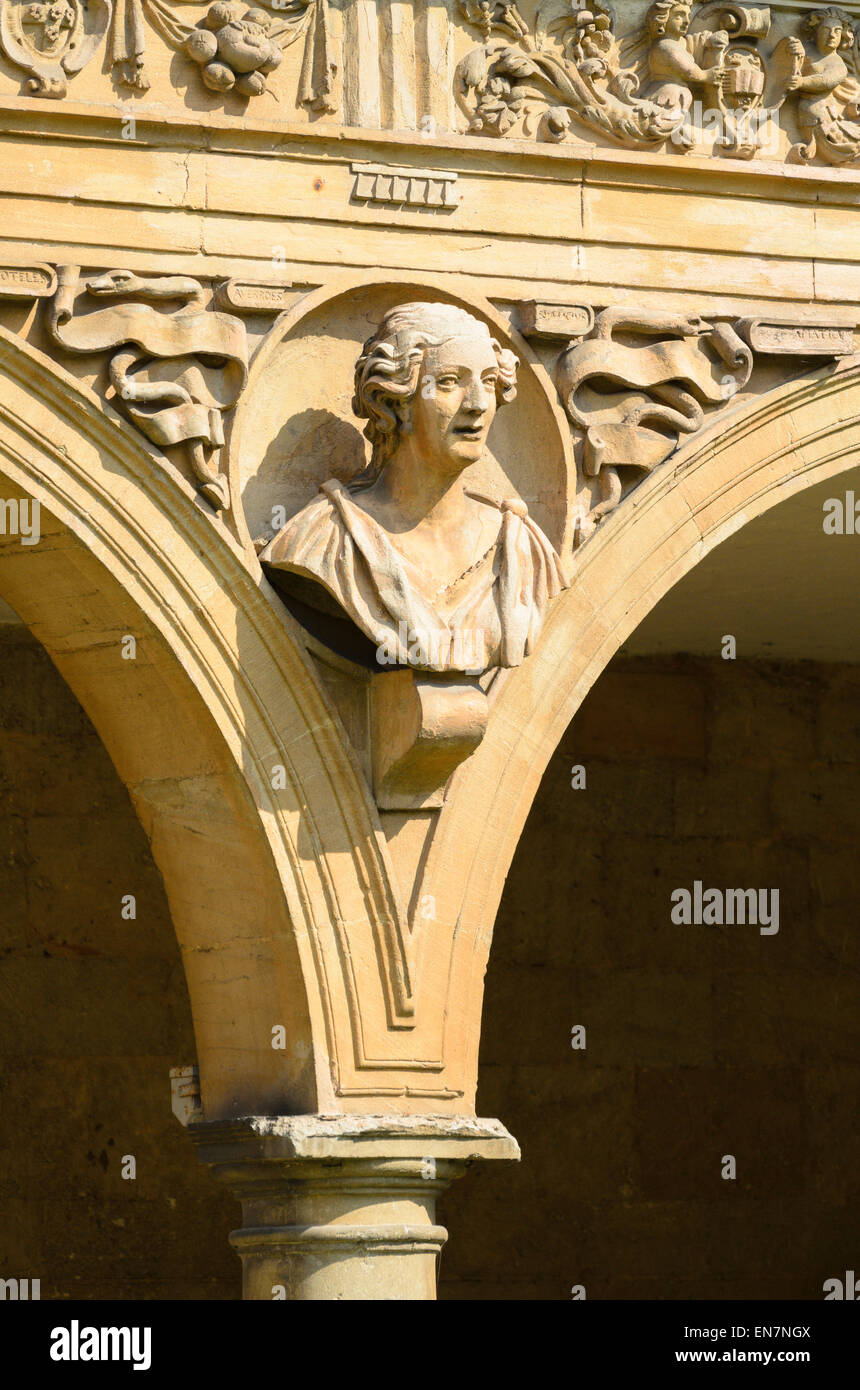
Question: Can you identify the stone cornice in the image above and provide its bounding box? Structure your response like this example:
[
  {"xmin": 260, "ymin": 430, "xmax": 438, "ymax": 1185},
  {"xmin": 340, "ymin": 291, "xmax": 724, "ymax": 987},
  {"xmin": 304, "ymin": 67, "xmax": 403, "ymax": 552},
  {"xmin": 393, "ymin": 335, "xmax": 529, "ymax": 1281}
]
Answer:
[{"xmin": 1, "ymin": 94, "xmax": 860, "ymax": 198}]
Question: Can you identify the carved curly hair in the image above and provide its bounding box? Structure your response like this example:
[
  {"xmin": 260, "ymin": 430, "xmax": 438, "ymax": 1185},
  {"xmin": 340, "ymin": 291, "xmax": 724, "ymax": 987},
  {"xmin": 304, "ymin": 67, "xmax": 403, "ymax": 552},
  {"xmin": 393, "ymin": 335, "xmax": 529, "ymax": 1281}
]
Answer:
[
  {"xmin": 805, "ymin": 6, "xmax": 855, "ymax": 46},
  {"xmin": 350, "ymin": 301, "xmax": 518, "ymax": 491}
]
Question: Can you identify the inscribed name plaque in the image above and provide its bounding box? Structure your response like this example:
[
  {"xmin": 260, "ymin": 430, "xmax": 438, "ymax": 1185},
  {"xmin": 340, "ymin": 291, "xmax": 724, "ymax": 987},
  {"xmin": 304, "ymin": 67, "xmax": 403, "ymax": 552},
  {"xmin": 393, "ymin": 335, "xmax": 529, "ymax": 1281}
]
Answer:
[
  {"xmin": 737, "ymin": 319, "xmax": 854, "ymax": 357},
  {"xmin": 216, "ymin": 281, "xmax": 304, "ymax": 314},
  {"xmin": 0, "ymin": 264, "xmax": 57, "ymax": 298},
  {"xmin": 516, "ymin": 302, "xmax": 595, "ymax": 341}
]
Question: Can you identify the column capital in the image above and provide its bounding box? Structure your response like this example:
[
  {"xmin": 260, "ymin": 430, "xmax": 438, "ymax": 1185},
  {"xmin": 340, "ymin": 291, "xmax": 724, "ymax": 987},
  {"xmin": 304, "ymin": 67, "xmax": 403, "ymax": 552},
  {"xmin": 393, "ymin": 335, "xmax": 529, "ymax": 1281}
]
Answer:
[{"xmin": 190, "ymin": 1114, "xmax": 519, "ymax": 1300}]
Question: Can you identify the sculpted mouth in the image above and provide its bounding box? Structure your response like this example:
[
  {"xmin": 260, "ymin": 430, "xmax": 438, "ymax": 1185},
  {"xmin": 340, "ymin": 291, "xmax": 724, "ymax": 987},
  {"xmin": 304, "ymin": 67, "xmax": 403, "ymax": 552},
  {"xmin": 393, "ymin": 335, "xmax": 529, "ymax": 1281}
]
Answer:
[{"xmin": 454, "ymin": 425, "xmax": 483, "ymax": 438}]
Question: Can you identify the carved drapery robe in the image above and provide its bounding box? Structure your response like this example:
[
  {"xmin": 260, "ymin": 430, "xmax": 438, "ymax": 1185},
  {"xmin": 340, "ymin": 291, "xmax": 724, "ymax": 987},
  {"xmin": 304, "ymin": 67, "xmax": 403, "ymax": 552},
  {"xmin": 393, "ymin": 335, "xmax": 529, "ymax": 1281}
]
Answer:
[{"xmin": 259, "ymin": 479, "xmax": 568, "ymax": 673}]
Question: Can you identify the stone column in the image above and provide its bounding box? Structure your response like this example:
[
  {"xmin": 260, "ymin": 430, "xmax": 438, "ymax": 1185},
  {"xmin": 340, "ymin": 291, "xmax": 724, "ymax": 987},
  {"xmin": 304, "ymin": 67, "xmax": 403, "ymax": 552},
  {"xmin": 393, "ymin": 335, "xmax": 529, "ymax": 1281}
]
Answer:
[{"xmin": 191, "ymin": 1115, "xmax": 519, "ymax": 1301}]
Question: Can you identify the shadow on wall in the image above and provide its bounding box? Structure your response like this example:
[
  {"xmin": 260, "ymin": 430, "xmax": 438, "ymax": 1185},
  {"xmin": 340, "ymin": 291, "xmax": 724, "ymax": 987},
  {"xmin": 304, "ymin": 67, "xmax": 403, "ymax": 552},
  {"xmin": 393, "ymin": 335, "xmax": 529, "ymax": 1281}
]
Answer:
[
  {"xmin": 0, "ymin": 624, "xmax": 240, "ymax": 1300},
  {"xmin": 438, "ymin": 653, "xmax": 860, "ymax": 1300}
]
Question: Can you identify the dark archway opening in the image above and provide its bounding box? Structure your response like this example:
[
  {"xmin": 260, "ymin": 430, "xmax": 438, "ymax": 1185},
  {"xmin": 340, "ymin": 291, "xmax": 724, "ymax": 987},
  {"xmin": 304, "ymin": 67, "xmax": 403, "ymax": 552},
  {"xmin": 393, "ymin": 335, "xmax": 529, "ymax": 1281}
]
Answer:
[{"xmin": 439, "ymin": 469, "xmax": 860, "ymax": 1300}]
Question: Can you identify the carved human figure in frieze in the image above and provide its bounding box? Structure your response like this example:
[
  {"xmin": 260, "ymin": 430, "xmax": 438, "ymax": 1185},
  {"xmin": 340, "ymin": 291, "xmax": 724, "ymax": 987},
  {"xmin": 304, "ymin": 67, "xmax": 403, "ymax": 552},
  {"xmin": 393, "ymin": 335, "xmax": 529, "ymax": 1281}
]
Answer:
[
  {"xmin": 623, "ymin": 0, "xmax": 729, "ymax": 144},
  {"xmin": 781, "ymin": 7, "xmax": 860, "ymax": 166},
  {"xmin": 259, "ymin": 303, "xmax": 568, "ymax": 674}
]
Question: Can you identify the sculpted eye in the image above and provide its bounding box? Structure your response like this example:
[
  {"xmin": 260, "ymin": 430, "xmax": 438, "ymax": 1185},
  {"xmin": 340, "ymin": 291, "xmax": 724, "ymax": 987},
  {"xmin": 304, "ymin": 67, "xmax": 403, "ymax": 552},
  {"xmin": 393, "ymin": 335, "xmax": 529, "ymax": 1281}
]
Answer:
[{"xmin": 436, "ymin": 374, "xmax": 459, "ymax": 388}]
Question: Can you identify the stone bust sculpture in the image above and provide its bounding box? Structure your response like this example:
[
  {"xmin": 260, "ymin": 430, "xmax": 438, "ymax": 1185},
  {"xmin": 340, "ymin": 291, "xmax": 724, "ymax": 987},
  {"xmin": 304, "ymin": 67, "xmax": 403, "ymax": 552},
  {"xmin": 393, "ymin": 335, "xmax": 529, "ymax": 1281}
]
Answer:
[{"xmin": 260, "ymin": 301, "xmax": 568, "ymax": 674}]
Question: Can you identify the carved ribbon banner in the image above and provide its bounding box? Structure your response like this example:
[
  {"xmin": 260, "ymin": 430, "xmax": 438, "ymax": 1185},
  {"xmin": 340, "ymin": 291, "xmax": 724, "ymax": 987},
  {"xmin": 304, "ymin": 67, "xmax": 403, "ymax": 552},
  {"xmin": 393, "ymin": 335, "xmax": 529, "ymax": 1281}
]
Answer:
[
  {"xmin": 49, "ymin": 266, "xmax": 248, "ymax": 510},
  {"xmin": 557, "ymin": 308, "xmax": 753, "ymax": 537}
]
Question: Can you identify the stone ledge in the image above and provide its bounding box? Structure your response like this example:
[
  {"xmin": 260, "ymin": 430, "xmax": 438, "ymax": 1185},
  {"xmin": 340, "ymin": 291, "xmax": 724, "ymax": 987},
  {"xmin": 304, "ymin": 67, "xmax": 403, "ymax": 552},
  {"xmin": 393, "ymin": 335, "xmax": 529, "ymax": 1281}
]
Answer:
[
  {"xmin": 190, "ymin": 1113, "xmax": 521, "ymax": 1162},
  {"xmin": 1, "ymin": 96, "xmax": 859, "ymax": 196}
]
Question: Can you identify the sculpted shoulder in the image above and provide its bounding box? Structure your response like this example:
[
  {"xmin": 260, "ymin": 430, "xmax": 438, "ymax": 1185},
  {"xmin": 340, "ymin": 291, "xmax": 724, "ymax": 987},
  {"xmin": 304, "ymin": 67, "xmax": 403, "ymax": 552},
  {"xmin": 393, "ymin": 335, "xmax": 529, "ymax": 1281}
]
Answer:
[{"xmin": 258, "ymin": 485, "xmax": 342, "ymax": 569}]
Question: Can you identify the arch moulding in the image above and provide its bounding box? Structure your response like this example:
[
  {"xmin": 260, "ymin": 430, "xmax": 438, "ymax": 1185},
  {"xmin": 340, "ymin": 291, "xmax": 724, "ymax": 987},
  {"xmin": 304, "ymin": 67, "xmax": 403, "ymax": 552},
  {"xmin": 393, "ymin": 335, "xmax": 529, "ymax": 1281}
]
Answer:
[
  {"xmin": 2, "ymin": 314, "xmax": 858, "ymax": 1300},
  {"xmin": 422, "ymin": 356, "xmax": 860, "ymax": 1100}
]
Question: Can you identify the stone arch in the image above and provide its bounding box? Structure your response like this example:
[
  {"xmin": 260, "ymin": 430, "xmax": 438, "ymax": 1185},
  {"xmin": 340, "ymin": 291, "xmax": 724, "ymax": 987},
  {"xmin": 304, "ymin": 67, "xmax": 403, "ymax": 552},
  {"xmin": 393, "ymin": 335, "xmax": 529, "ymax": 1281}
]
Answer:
[
  {"xmin": 418, "ymin": 356, "xmax": 860, "ymax": 1103},
  {"xmin": 0, "ymin": 324, "xmax": 410, "ymax": 1118}
]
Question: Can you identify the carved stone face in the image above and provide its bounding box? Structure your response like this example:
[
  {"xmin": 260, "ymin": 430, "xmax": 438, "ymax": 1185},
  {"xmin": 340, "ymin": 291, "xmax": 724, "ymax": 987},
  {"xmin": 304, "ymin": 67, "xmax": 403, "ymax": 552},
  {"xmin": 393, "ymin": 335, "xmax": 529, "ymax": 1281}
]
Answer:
[
  {"xmin": 409, "ymin": 332, "xmax": 500, "ymax": 472},
  {"xmin": 666, "ymin": 4, "xmax": 691, "ymax": 39},
  {"xmin": 816, "ymin": 20, "xmax": 843, "ymax": 51}
]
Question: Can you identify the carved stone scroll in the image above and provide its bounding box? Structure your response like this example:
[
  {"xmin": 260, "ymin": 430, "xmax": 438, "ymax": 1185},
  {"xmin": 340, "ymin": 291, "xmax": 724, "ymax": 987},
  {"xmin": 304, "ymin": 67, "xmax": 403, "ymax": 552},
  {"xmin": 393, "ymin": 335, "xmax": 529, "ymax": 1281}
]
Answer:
[
  {"xmin": 516, "ymin": 301, "xmax": 594, "ymax": 340},
  {"xmin": 557, "ymin": 307, "xmax": 753, "ymax": 540},
  {"xmin": 48, "ymin": 266, "xmax": 248, "ymax": 511},
  {"xmin": 216, "ymin": 279, "xmax": 311, "ymax": 313}
]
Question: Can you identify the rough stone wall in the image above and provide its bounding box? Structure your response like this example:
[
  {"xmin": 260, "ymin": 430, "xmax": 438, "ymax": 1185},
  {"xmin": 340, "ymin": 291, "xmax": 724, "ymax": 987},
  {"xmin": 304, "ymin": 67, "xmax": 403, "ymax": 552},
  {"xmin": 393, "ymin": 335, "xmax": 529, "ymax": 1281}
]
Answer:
[
  {"xmin": 0, "ymin": 626, "xmax": 239, "ymax": 1300},
  {"xmin": 439, "ymin": 654, "xmax": 860, "ymax": 1300}
]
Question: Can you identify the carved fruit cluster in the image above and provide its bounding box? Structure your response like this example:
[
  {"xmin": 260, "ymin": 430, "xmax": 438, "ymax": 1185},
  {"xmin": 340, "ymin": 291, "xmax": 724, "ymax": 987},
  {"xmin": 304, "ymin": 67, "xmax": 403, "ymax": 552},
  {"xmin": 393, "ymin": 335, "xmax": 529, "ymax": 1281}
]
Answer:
[{"xmin": 185, "ymin": 3, "xmax": 283, "ymax": 97}]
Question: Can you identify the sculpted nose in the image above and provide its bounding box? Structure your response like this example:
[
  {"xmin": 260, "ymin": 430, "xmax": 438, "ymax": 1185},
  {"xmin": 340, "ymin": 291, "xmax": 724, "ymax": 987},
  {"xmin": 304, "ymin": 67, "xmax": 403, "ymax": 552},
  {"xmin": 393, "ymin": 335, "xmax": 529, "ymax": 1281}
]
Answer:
[{"xmin": 464, "ymin": 378, "xmax": 490, "ymax": 413}]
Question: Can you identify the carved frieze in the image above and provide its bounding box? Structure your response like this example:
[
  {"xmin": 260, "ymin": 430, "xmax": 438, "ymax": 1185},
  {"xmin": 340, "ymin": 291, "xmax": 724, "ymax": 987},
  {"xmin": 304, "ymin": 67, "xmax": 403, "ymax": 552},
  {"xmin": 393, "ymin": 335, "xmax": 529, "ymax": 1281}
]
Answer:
[
  {"xmin": 453, "ymin": 0, "xmax": 860, "ymax": 165},
  {"xmin": 0, "ymin": 0, "xmax": 857, "ymax": 169},
  {"xmin": 0, "ymin": 0, "xmax": 337, "ymax": 103}
]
